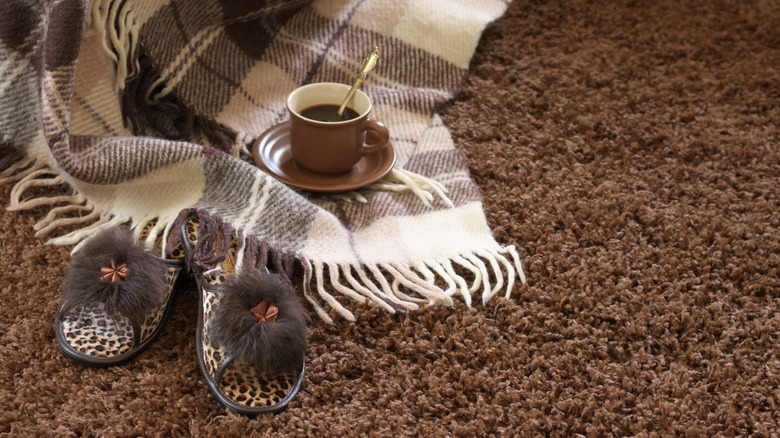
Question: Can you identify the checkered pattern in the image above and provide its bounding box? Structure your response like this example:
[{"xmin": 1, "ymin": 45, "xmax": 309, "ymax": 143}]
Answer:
[{"xmin": 1, "ymin": 0, "xmax": 524, "ymax": 322}]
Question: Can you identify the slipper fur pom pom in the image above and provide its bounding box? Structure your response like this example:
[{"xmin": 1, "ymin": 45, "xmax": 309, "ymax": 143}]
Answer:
[
  {"xmin": 210, "ymin": 269, "xmax": 307, "ymax": 377},
  {"xmin": 61, "ymin": 227, "xmax": 167, "ymax": 328}
]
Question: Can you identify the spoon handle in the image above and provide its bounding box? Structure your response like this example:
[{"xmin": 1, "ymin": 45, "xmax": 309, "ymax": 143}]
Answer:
[{"xmin": 338, "ymin": 47, "xmax": 380, "ymax": 116}]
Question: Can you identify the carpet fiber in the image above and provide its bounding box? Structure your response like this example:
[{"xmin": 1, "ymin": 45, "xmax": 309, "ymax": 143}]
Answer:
[{"xmin": 1, "ymin": 0, "xmax": 778, "ymax": 435}]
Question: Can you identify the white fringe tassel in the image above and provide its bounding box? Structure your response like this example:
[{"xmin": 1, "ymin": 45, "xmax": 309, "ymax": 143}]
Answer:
[
  {"xmin": 0, "ymin": 155, "xmax": 38, "ymax": 184},
  {"xmin": 1, "ymin": 158, "xmax": 182, "ymax": 256},
  {"xmin": 321, "ymin": 166, "xmax": 449, "ymax": 205},
  {"xmin": 301, "ymin": 258, "xmax": 335, "ymax": 325},
  {"xmin": 301, "ymin": 247, "xmax": 526, "ymax": 324},
  {"xmin": 88, "ymin": 0, "xmax": 140, "ymax": 91}
]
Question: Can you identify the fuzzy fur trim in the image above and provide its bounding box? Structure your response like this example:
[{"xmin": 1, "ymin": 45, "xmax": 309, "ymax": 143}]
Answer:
[
  {"xmin": 61, "ymin": 227, "xmax": 168, "ymax": 328},
  {"xmin": 210, "ymin": 269, "xmax": 308, "ymax": 376}
]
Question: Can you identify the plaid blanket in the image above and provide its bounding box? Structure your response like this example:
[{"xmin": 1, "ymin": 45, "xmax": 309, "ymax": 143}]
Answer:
[{"xmin": 0, "ymin": 0, "xmax": 524, "ymax": 323}]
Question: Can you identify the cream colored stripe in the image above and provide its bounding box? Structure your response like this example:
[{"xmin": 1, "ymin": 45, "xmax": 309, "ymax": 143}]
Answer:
[
  {"xmin": 234, "ymin": 172, "xmax": 264, "ymax": 223},
  {"xmin": 154, "ymin": 26, "xmax": 221, "ymax": 98},
  {"xmin": 240, "ymin": 174, "xmax": 272, "ymax": 231},
  {"xmin": 0, "ymin": 52, "xmax": 29, "ymax": 97},
  {"xmin": 42, "ymin": 74, "xmax": 69, "ymax": 134},
  {"xmin": 231, "ymin": 173, "xmax": 271, "ymax": 271}
]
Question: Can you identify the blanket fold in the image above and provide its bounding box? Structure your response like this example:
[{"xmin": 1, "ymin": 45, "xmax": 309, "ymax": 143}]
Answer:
[{"xmin": 1, "ymin": 0, "xmax": 525, "ymax": 323}]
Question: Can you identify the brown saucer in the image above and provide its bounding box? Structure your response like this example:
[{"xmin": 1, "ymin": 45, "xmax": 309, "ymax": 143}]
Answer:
[{"xmin": 252, "ymin": 121, "xmax": 396, "ymax": 193}]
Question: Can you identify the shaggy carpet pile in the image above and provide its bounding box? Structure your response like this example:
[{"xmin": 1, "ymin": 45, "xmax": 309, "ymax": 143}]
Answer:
[{"xmin": 1, "ymin": 0, "xmax": 778, "ymax": 436}]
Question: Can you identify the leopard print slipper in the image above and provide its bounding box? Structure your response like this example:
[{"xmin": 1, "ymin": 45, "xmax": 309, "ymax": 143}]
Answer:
[
  {"xmin": 54, "ymin": 221, "xmax": 185, "ymax": 367},
  {"xmin": 180, "ymin": 215, "xmax": 306, "ymax": 415}
]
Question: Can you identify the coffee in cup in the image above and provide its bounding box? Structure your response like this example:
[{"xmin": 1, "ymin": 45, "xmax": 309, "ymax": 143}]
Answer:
[
  {"xmin": 286, "ymin": 82, "xmax": 389, "ymax": 174},
  {"xmin": 299, "ymin": 104, "xmax": 359, "ymax": 122}
]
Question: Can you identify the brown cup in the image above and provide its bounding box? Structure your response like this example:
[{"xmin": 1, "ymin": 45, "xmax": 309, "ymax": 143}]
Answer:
[{"xmin": 287, "ymin": 82, "xmax": 390, "ymax": 174}]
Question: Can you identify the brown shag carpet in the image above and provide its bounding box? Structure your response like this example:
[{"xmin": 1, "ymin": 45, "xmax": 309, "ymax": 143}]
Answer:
[{"xmin": 2, "ymin": 0, "xmax": 779, "ymax": 436}]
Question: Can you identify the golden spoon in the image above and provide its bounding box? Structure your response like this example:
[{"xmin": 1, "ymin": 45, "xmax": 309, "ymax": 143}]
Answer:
[{"xmin": 337, "ymin": 47, "xmax": 380, "ymax": 117}]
